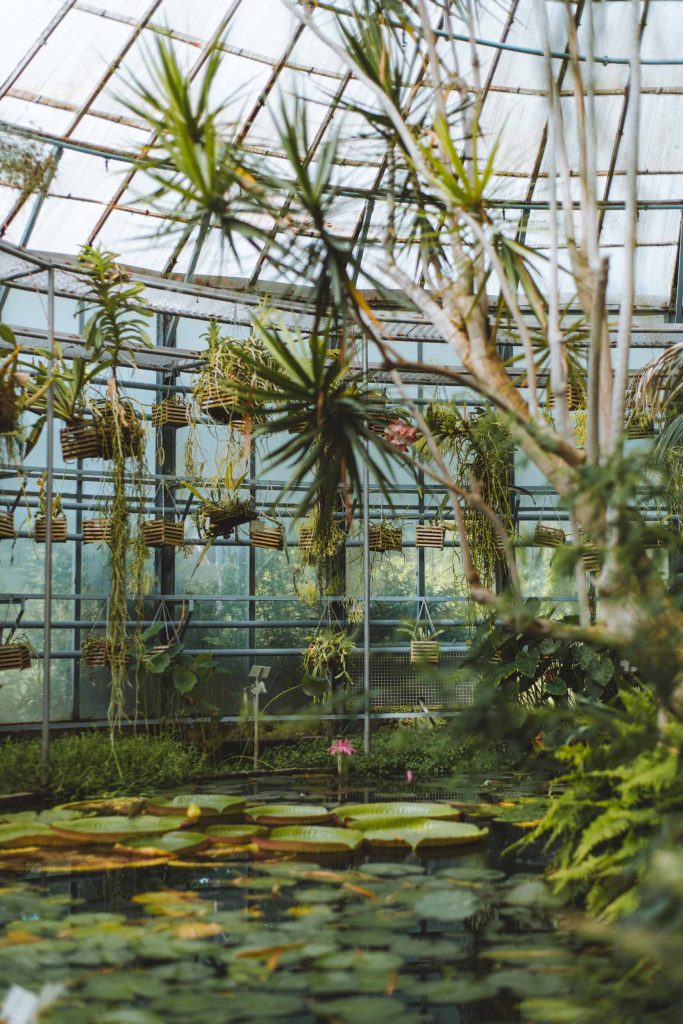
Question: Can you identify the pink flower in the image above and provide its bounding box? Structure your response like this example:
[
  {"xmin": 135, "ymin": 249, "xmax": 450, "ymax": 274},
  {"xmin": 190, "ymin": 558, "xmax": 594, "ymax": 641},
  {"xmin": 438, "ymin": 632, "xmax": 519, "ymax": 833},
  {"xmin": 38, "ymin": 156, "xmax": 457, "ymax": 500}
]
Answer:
[
  {"xmin": 384, "ymin": 421, "xmax": 418, "ymax": 452},
  {"xmin": 406, "ymin": 769, "xmax": 414, "ymax": 784},
  {"xmin": 328, "ymin": 739, "xmax": 357, "ymax": 757}
]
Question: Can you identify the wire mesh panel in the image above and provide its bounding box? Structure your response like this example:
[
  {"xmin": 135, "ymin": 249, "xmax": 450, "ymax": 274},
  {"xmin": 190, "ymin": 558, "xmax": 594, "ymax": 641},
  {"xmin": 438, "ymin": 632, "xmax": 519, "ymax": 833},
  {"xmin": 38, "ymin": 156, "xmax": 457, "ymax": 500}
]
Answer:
[{"xmin": 351, "ymin": 652, "xmax": 475, "ymax": 710}]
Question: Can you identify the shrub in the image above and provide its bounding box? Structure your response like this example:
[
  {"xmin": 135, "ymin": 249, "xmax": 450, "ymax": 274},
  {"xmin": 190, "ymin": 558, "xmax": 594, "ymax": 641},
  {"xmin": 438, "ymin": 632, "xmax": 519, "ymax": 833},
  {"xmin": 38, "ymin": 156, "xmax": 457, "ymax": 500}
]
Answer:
[{"xmin": 0, "ymin": 733, "xmax": 207, "ymax": 800}]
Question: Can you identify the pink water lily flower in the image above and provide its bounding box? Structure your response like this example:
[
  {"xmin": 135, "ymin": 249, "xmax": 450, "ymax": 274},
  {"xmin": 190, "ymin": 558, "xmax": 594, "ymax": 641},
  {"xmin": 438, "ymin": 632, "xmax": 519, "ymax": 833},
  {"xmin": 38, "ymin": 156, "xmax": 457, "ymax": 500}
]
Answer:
[
  {"xmin": 406, "ymin": 769, "xmax": 414, "ymax": 784},
  {"xmin": 328, "ymin": 739, "xmax": 357, "ymax": 756}
]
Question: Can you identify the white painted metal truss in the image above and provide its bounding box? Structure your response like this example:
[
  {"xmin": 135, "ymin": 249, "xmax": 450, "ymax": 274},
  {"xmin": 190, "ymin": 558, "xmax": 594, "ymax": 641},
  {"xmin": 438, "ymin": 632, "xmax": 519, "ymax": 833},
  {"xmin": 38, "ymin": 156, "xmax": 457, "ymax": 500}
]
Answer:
[{"xmin": 0, "ymin": 0, "xmax": 681, "ymax": 311}]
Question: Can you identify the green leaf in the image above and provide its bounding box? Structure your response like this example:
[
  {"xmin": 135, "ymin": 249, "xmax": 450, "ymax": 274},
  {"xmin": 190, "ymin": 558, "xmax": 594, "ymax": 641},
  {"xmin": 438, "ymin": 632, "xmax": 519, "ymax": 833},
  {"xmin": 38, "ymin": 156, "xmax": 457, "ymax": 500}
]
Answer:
[
  {"xmin": 148, "ymin": 794, "xmax": 246, "ymax": 816},
  {"xmin": 246, "ymin": 804, "xmax": 333, "ymax": 825},
  {"xmin": 49, "ymin": 816, "xmax": 187, "ymax": 842},
  {"xmin": 171, "ymin": 667, "xmax": 197, "ymax": 694},
  {"xmin": 254, "ymin": 826, "xmax": 365, "ymax": 853},
  {"xmin": 362, "ymin": 820, "xmax": 488, "ymax": 850},
  {"xmin": 115, "ymin": 831, "xmax": 208, "ymax": 856},
  {"xmin": 336, "ymin": 802, "xmax": 460, "ymax": 822},
  {"xmin": 414, "ymin": 888, "xmax": 481, "ymax": 921}
]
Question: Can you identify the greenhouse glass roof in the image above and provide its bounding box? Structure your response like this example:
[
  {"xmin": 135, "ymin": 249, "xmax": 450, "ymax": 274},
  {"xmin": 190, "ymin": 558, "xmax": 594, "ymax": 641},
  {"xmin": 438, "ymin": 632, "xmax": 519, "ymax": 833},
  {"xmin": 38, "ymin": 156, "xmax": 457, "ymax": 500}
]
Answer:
[{"xmin": 0, "ymin": 0, "xmax": 681, "ymax": 311}]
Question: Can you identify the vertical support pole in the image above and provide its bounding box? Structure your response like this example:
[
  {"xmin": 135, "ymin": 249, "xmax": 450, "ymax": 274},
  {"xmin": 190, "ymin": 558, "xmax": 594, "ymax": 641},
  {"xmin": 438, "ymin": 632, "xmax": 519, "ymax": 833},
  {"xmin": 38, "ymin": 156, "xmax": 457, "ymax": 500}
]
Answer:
[
  {"xmin": 362, "ymin": 331, "xmax": 371, "ymax": 753},
  {"xmin": 252, "ymin": 685, "xmax": 259, "ymax": 770},
  {"xmin": 674, "ymin": 214, "xmax": 683, "ymax": 324},
  {"xmin": 41, "ymin": 268, "xmax": 55, "ymax": 788}
]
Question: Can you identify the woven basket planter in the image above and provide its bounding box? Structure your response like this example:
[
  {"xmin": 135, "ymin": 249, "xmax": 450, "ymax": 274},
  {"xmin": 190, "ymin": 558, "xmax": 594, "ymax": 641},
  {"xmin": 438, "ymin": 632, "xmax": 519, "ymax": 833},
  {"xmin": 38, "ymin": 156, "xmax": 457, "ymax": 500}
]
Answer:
[
  {"xmin": 625, "ymin": 417, "xmax": 655, "ymax": 440},
  {"xmin": 415, "ymin": 525, "xmax": 445, "ymax": 549},
  {"xmin": 82, "ymin": 638, "xmax": 128, "ymax": 669},
  {"xmin": 566, "ymin": 381, "xmax": 585, "ymax": 411},
  {"xmin": 410, "ymin": 639, "xmax": 440, "ymax": 664},
  {"xmin": 83, "ymin": 518, "xmax": 113, "ymax": 544},
  {"xmin": 581, "ymin": 545, "xmax": 603, "ymax": 572},
  {"xmin": 202, "ymin": 503, "xmax": 257, "ymax": 538},
  {"xmin": 369, "ymin": 524, "xmax": 403, "ymax": 552},
  {"xmin": 0, "ymin": 643, "xmax": 32, "ymax": 671},
  {"xmin": 534, "ymin": 523, "xmax": 566, "ymax": 548},
  {"xmin": 61, "ymin": 419, "xmax": 102, "ymax": 461},
  {"xmin": 142, "ymin": 519, "xmax": 185, "ymax": 548},
  {"xmin": 299, "ymin": 527, "xmax": 315, "ymax": 550},
  {"xmin": 251, "ymin": 523, "xmax": 284, "ymax": 550},
  {"xmin": 197, "ymin": 385, "xmax": 243, "ymax": 425},
  {"xmin": 61, "ymin": 403, "xmax": 144, "ymax": 461},
  {"xmin": 0, "ymin": 512, "xmax": 15, "ymax": 540},
  {"xmin": 152, "ymin": 398, "xmax": 192, "ymax": 429},
  {"xmin": 35, "ymin": 516, "xmax": 67, "ymax": 543}
]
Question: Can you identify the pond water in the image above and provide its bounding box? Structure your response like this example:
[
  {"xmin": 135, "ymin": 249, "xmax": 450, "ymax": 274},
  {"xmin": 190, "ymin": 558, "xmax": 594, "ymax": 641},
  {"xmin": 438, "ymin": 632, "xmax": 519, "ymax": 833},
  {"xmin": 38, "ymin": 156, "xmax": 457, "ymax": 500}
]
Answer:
[{"xmin": 0, "ymin": 776, "xmax": 583, "ymax": 1024}]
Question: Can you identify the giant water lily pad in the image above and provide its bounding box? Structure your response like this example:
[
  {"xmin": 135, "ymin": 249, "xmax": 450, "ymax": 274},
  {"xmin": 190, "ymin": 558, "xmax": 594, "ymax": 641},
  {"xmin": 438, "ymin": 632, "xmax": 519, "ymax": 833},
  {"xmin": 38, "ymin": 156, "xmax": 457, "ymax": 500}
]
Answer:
[
  {"xmin": 50, "ymin": 816, "xmax": 187, "ymax": 843},
  {"xmin": 205, "ymin": 824, "xmax": 268, "ymax": 845},
  {"xmin": 0, "ymin": 821, "xmax": 72, "ymax": 849},
  {"xmin": 114, "ymin": 832, "xmax": 208, "ymax": 857},
  {"xmin": 254, "ymin": 826, "xmax": 365, "ymax": 853},
  {"xmin": 336, "ymin": 802, "xmax": 460, "ymax": 822},
  {"xmin": 246, "ymin": 804, "xmax": 333, "ymax": 825},
  {"xmin": 147, "ymin": 795, "xmax": 246, "ymax": 817},
  {"xmin": 362, "ymin": 819, "xmax": 488, "ymax": 850}
]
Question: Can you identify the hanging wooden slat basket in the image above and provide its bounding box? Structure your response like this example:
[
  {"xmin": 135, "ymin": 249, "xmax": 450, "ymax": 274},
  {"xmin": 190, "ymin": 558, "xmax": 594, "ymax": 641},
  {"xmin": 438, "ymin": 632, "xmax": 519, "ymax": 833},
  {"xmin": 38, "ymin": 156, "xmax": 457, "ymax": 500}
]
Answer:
[
  {"xmin": 197, "ymin": 385, "xmax": 243, "ymax": 426},
  {"xmin": 566, "ymin": 381, "xmax": 585, "ymax": 411},
  {"xmin": 0, "ymin": 643, "xmax": 32, "ymax": 671},
  {"xmin": 152, "ymin": 397, "xmax": 192, "ymax": 429},
  {"xmin": 142, "ymin": 519, "xmax": 185, "ymax": 548},
  {"xmin": 410, "ymin": 639, "xmax": 440, "ymax": 664},
  {"xmin": 299, "ymin": 526, "xmax": 315, "ymax": 550},
  {"xmin": 368, "ymin": 524, "xmax": 403, "ymax": 552},
  {"xmin": 251, "ymin": 523, "xmax": 284, "ymax": 550},
  {"xmin": 35, "ymin": 516, "xmax": 67, "ymax": 543},
  {"xmin": 625, "ymin": 415, "xmax": 655, "ymax": 440},
  {"xmin": 202, "ymin": 503, "xmax": 257, "ymax": 538},
  {"xmin": 81, "ymin": 638, "xmax": 128, "ymax": 669},
  {"xmin": 83, "ymin": 518, "xmax": 113, "ymax": 544},
  {"xmin": 415, "ymin": 524, "xmax": 445, "ymax": 549},
  {"xmin": 60, "ymin": 419, "xmax": 102, "ymax": 461},
  {"xmin": 581, "ymin": 545, "xmax": 603, "ymax": 572},
  {"xmin": 0, "ymin": 512, "xmax": 15, "ymax": 540},
  {"xmin": 534, "ymin": 523, "xmax": 566, "ymax": 548}
]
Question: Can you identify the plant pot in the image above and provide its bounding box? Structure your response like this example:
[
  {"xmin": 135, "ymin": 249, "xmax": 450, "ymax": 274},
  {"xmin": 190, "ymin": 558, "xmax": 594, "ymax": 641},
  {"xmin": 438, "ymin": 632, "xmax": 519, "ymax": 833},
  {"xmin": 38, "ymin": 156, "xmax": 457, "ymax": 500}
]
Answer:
[
  {"xmin": 0, "ymin": 643, "xmax": 32, "ymax": 671},
  {"xmin": 35, "ymin": 516, "xmax": 67, "ymax": 543},
  {"xmin": 83, "ymin": 518, "xmax": 113, "ymax": 544},
  {"xmin": 152, "ymin": 398, "xmax": 192, "ymax": 429},
  {"xmin": 566, "ymin": 381, "xmax": 585, "ymax": 411},
  {"xmin": 251, "ymin": 523, "xmax": 284, "ymax": 550},
  {"xmin": 81, "ymin": 638, "xmax": 128, "ymax": 669},
  {"xmin": 299, "ymin": 527, "xmax": 315, "ymax": 550},
  {"xmin": 61, "ymin": 402, "xmax": 144, "ymax": 461},
  {"xmin": 0, "ymin": 511, "xmax": 15, "ymax": 540},
  {"xmin": 202, "ymin": 503, "xmax": 257, "ymax": 538},
  {"xmin": 60, "ymin": 419, "xmax": 103, "ymax": 461},
  {"xmin": 142, "ymin": 519, "xmax": 185, "ymax": 548},
  {"xmin": 625, "ymin": 416, "xmax": 655, "ymax": 440},
  {"xmin": 368, "ymin": 524, "xmax": 403, "ymax": 552},
  {"xmin": 410, "ymin": 639, "xmax": 440, "ymax": 664},
  {"xmin": 581, "ymin": 545, "xmax": 602, "ymax": 572},
  {"xmin": 197, "ymin": 385, "xmax": 243, "ymax": 426},
  {"xmin": 534, "ymin": 523, "xmax": 566, "ymax": 548},
  {"xmin": 415, "ymin": 525, "xmax": 445, "ymax": 549}
]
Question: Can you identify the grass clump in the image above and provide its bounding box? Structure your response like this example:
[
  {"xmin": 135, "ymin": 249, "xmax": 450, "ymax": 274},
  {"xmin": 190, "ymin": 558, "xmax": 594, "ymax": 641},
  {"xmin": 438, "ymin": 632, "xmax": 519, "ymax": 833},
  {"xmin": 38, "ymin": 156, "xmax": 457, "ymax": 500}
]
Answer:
[{"xmin": 0, "ymin": 733, "xmax": 206, "ymax": 800}]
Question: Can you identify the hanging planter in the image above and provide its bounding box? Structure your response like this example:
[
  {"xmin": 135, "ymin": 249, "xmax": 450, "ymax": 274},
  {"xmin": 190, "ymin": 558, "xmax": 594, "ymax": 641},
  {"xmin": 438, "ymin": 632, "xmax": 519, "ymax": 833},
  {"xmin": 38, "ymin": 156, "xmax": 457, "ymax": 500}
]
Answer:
[
  {"xmin": 415, "ymin": 524, "xmax": 445, "ymax": 549},
  {"xmin": 410, "ymin": 638, "xmax": 440, "ymax": 664},
  {"xmin": 566, "ymin": 381, "xmax": 586, "ymax": 411},
  {"xmin": 534, "ymin": 523, "xmax": 566, "ymax": 548},
  {"xmin": 83, "ymin": 518, "xmax": 113, "ymax": 544},
  {"xmin": 251, "ymin": 523, "xmax": 284, "ymax": 550},
  {"xmin": 152, "ymin": 397, "xmax": 192, "ymax": 429},
  {"xmin": 82, "ymin": 637, "xmax": 128, "ymax": 669},
  {"xmin": 299, "ymin": 526, "xmax": 315, "ymax": 550},
  {"xmin": 34, "ymin": 515, "xmax": 67, "ymax": 543},
  {"xmin": 142, "ymin": 519, "xmax": 185, "ymax": 548},
  {"xmin": 199, "ymin": 500, "xmax": 257, "ymax": 538},
  {"xmin": 581, "ymin": 545, "xmax": 603, "ymax": 572},
  {"xmin": 0, "ymin": 511, "xmax": 15, "ymax": 540},
  {"xmin": 625, "ymin": 412, "xmax": 656, "ymax": 440},
  {"xmin": 196, "ymin": 384, "xmax": 244, "ymax": 426},
  {"xmin": 0, "ymin": 642, "xmax": 32, "ymax": 671},
  {"xmin": 368, "ymin": 523, "xmax": 403, "ymax": 552},
  {"xmin": 61, "ymin": 401, "xmax": 144, "ymax": 462}
]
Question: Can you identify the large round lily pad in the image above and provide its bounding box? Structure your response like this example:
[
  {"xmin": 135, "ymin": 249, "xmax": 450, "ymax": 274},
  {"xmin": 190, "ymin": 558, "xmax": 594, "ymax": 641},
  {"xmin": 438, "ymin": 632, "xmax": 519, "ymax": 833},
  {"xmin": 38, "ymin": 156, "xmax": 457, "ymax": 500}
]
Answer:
[
  {"xmin": 114, "ymin": 832, "xmax": 208, "ymax": 857},
  {"xmin": 254, "ymin": 826, "xmax": 365, "ymax": 853},
  {"xmin": 246, "ymin": 804, "xmax": 333, "ymax": 825},
  {"xmin": 205, "ymin": 824, "xmax": 268, "ymax": 845},
  {"xmin": 362, "ymin": 819, "xmax": 488, "ymax": 850},
  {"xmin": 50, "ymin": 816, "xmax": 187, "ymax": 843},
  {"xmin": 336, "ymin": 802, "xmax": 460, "ymax": 822},
  {"xmin": 146, "ymin": 794, "xmax": 246, "ymax": 817},
  {"xmin": 0, "ymin": 821, "xmax": 70, "ymax": 849}
]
